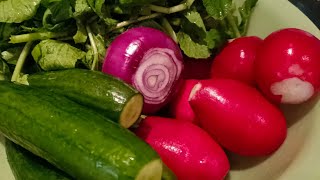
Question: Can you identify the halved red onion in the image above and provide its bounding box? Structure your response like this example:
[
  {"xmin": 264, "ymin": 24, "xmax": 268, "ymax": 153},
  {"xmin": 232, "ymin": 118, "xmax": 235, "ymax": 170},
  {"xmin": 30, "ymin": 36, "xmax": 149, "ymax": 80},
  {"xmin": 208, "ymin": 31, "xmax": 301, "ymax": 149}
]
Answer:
[{"xmin": 102, "ymin": 27, "xmax": 184, "ymax": 114}]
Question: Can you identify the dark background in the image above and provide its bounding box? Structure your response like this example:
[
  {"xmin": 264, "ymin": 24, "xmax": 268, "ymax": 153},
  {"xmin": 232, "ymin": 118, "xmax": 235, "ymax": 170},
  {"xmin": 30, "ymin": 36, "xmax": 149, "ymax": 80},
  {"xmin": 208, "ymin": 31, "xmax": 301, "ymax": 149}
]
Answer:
[{"xmin": 289, "ymin": 0, "xmax": 320, "ymax": 28}]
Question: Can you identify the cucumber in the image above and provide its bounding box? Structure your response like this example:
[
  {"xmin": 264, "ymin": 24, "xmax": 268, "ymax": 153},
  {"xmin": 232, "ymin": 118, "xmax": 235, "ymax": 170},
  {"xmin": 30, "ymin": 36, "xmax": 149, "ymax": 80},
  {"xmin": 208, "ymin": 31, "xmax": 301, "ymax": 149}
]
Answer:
[
  {"xmin": 0, "ymin": 81, "xmax": 168, "ymax": 180},
  {"xmin": 5, "ymin": 139, "xmax": 72, "ymax": 180},
  {"xmin": 19, "ymin": 68, "xmax": 143, "ymax": 128}
]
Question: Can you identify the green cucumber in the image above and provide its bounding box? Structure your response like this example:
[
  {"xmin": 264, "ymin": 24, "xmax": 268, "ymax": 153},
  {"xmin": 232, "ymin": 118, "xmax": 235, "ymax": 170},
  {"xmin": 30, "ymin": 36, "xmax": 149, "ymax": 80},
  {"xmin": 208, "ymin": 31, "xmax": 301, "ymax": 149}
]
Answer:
[
  {"xmin": 5, "ymin": 139, "xmax": 72, "ymax": 180},
  {"xmin": 19, "ymin": 68, "xmax": 143, "ymax": 128},
  {"xmin": 0, "ymin": 81, "xmax": 168, "ymax": 180}
]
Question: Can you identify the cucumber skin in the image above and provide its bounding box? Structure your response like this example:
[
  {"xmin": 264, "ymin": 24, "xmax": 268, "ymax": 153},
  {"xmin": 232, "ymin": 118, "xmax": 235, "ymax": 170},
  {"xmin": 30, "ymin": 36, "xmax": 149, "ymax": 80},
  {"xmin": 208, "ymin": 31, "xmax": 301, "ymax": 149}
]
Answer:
[
  {"xmin": 25, "ymin": 68, "xmax": 142, "ymax": 123},
  {"xmin": 5, "ymin": 140, "xmax": 72, "ymax": 180},
  {"xmin": 0, "ymin": 82, "xmax": 159, "ymax": 180}
]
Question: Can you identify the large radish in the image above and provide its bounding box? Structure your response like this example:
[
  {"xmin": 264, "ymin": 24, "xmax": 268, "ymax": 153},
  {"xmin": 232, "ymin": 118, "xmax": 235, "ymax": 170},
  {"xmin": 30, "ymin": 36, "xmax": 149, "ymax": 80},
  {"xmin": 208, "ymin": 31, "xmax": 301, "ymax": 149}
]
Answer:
[
  {"xmin": 169, "ymin": 79, "xmax": 199, "ymax": 124},
  {"xmin": 210, "ymin": 36, "xmax": 263, "ymax": 85},
  {"xmin": 255, "ymin": 28, "xmax": 320, "ymax": 104},
  {"xmin": 134, "ymin": 116, "xmax": 230, "ymax": 180},
  {"xmin": 189, "ymin": 79, "xmax": 287, "ymax": 156}
]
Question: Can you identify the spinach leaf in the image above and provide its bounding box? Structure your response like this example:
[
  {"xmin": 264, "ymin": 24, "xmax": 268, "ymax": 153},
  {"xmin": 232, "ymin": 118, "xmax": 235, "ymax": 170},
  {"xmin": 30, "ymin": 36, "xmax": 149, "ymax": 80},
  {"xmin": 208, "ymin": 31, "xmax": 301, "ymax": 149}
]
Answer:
[
  {"xmin": 238, "ymin": 0, "xmax": 258, "ymax": 35},
  {"xmin": 119, "ymin": 0, "xmax": 160, "ymax": 6},
  {"xmin": 1, "ymin": 46, "xmax": 23, "ymax": 65},
  {"xmin": 202, "ymin": 0, "xmax": 232, "ymax": 20},
  {"xmin": 31, "ymin": 39, "xmax": 86, "ymax": 71},
  {"xmin": 177, "ymin": 31, "xmax": 211, "ymax": 59},
  {"xmin": 73, "ymin": 19, "xmax": 88, "ymax": 44},
  {"xmin": 0, "ymin": 23, "xmax": 19, "ymax": 40},
  {"xmin": 205, "ymin": 28, "xmax": 224, "ymax": 49},
  {"xmin": 42, "ymin": 0, "xmax": 74, "ymax": 30},
  {"xmin": 73, "ymin": 0, "xmax": 93, "ymax": 18},
  {"xmin": 84, "ymin": 34, "xmax": 106, "ymax": 69},
  {"xmin": 87, "ymin": 0, "xmax": 105, "ymax": 17},
  {"xmin": 0, "ymin": 58, "xmax": 11, "ymax": 81},
  {"xmin": 0, "ymin": 0, "xmax": 41, "ymax": 23}
]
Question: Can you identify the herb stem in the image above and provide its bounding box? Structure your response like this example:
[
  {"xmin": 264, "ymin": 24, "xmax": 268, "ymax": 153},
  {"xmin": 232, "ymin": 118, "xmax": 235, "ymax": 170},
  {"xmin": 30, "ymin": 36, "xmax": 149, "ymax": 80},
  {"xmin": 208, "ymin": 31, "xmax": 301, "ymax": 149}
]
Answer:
[
  {"xmin": 9, "ymin": 32, "xmax": 69, "ymax": 44},
  {"xmin": 113, "ymin": 13, "xmax": 162, "ymax": 31},
  {"xmin": 149, "ymin": 0, "xmax": 195, "ymax": 14},
  {"xmin": 161, "ymin": 18, "xmax": 178, "ymax": 43},
  {"xmin": 11, "ymin": 41, "xmax": 33, "ymax": 82},
  {"xmin": 226, "ymin": 14, "xmax": 241, "ymax": 38},
  {"xmin": 86, "ymin": 25, "xmax": 99, "ymax": 71}
]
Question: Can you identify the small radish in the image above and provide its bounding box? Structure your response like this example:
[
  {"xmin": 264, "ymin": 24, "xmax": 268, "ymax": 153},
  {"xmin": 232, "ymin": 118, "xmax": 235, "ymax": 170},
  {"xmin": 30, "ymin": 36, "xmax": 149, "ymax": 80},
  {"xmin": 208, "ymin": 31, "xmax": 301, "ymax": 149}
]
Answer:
[
  {"xmin": 255, "ymin": 28, "xmax": 320, "ymax": 104},
  {"xmin": 189, "ymin": 79, "xmax": 287, "ymax": 156},
  {"xmin": 210, "ymin": 36, "xmax": 263, "ymax": 85},
  {"xmin": 134, "ymin": 116, "xmax": 230, "ymax": 180},
  {"xmin": 169, "ymin": 79, "xmax": 199, "ymax": 124},
  {"xmin": 102, "ymin": 27, "xmax": 184, "ymax": 114},
  {"xmin": 183, "ymin": 57, "xmax": 213, "ymax": 79}
]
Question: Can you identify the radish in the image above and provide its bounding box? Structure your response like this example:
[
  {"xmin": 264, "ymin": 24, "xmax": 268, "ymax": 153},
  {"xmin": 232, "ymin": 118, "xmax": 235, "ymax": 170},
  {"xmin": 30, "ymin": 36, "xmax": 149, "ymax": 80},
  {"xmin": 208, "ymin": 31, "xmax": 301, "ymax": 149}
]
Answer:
[
  {"xmin": 210, "ymin": 36, "xmax": 263, "ymax": 85},
  {"xmin": 183, "ymin": 57, "xmax": 213, "ymax": 79},
  {"xmin": 255, "ymin": 28, "xmax": 320, "ymax": 104},
  {"xmin": 134, "ymin": 116, "xmax": 230, "ymax": 180},
  {"xmin": 189, "ymin": 79, "xmax": 287, "ymax": 156},
  {"xmin": 102, "ymin": 27, "xmax": 184, "ymax": 114},
  {"xmin": 169, "ymin": 79, "xmax": 199, "ymax": 124}
]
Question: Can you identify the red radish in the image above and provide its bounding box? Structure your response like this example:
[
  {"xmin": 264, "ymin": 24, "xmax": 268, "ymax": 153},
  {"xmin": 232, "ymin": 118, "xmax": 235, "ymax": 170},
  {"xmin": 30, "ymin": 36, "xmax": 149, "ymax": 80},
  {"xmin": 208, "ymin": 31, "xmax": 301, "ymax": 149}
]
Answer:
[
  {"xmin": 169, "ymin": 79, "xmax": 199, "ymax": 124},
  {"xmin": 255, "ymin": 28, "xmax": 320, "ymax": 104},
  {"xmin": 102, "ymin": 27, "xmax": 184, "ymax": 114},
  {"xmin": 134, "ymin": 116, "xmax": 230, "ymax": 180},
  {"xmin": 189, "ymin": 79, "xmax": 287, "ymax": 156},
  {"xmin": 183, "ymin": 56, "xmax": 213, "ymax": 79},
  {"xmin": 210, "ymin": 36, "xmax": 263, "ymax": 85}
]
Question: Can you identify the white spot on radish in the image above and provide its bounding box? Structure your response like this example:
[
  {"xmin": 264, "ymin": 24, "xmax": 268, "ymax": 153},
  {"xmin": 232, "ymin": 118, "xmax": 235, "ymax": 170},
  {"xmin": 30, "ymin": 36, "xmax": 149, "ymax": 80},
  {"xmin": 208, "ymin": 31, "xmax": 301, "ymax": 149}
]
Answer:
[
  {"xmin": 189, "ymin": 83, "xmax": 202, "ymax": 101},
  {"xmin": 270, "ymin": 77, "xmax": 314, "ymax": 104},
  {"xmin": 302, "ymin": 55, "xmax": 310, "ymax": 62},
  {"xmin": 288, "ymin": 64, "xmax": 304, "ymax": 76}
]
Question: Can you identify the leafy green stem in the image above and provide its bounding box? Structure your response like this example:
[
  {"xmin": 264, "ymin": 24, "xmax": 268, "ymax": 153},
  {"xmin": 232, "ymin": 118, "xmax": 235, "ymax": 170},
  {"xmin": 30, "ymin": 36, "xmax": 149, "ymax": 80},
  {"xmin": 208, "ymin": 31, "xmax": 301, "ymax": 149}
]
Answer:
[
  {"xmin": 86, "ymin": 25, "xmax": 99, "ymax": 71},
  {"xmin": 149, "ymin": 0, "xmax": 196, "ymax": 14},
  {"xmin": 161, "ymin": 18, "xmax": 177, "ymax": 43},
  {"xmin": 226, "ymin": 14, "xmax": 241, "ymax": 38},
  {"xmin": 11, "ymin": 41, "xmax": 33, "ymax": 82},
  {"xmin": 9, "ymin": 32, "xmax": 69, "ymax": 44},
  {"xmin": 112, "ymin": 13, "xmax": 162, "ymax": 31}
]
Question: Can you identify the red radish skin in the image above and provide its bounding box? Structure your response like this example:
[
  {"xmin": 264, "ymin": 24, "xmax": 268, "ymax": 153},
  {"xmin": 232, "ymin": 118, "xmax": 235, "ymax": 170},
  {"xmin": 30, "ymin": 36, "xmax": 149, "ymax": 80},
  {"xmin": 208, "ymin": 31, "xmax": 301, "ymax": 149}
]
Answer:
[
  {"xmin": 189, "ymin": 79, "xmax": 287, "ymax": 156},
  {"xmin": 210, "ymin": 36, "xmax": 263, "ymax": 85},
  {"xmin": 134, "ymin": 116, "xmax": 230, "ymax": 180},
  {"xmin": 102, "ymin": 27, "xmax": 184, "ymax": 114},
  {"xmin": 169, "ymin": 79, "xmax": 199, "ymax": 124},
  {"xmin": 183, "ymin": 57, "xmax": 213, "ymax": 79},
  {"xmin": 255, "ymin": 28, "xmax": 320, "ymax": 104}
]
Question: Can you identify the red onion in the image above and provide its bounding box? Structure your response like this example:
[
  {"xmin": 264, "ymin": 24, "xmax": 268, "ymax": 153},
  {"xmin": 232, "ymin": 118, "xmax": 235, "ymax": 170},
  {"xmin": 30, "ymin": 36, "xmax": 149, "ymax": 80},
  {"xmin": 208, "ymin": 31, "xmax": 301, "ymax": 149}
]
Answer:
[{"xmin": 102, "ymin": 27, "xmax": 184, "ymax": 114}]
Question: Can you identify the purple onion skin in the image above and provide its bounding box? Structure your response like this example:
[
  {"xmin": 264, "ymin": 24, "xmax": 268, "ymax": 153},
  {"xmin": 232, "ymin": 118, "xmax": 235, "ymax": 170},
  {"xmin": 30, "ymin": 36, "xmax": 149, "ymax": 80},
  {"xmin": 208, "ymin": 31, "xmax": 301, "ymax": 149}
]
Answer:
[{"xmin": 102, "ymin": 27, "xmax": 184, "ymax": 114}]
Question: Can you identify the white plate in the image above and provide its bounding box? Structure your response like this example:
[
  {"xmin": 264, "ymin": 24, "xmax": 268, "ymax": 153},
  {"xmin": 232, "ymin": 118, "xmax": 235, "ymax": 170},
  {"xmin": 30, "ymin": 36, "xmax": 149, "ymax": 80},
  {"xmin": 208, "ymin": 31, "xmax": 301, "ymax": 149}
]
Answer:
[{"xmin": 1, "ymin": 0, "xmax": 320, "ymax": 179}]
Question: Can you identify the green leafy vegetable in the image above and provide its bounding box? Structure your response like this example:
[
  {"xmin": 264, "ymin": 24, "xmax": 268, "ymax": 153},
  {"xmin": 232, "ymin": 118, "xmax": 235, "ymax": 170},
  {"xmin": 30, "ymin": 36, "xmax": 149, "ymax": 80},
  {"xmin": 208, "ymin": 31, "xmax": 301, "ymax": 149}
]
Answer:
[
  {"xmin": 73, "ymin": 0, "xmax": 93, "ymax": 18},
  {"xmin": 177, "ymin": 31, "xmax": 211, "ymax": 59},
  {"xmin": 31, "ymin": 39, "xmax": 86, "ymax": 71},
  {"xmin": 205, "ymin": 29, "xmax": 223, "ymax": 49},
  {"xmin": 0, "ymin": 59, "xmax": 11, "ymax": 81},
  {"xmin": 238, "ymin": 0, "xmax": 259, "ymax": 35},
  {"xmin": 202, "ymin": 0, "xmax": 232, "ymax": 20},
  {"xmin": 0, "ymin": 0, "xmax": 41, "ymax": 23},
  {"xmin": 1, "ymin": 47, "xmax": 23, "ymax": 65},
  {"xmin": 9, "ymin": 31, "xmax": 70, "ymax": 44},
  {"xmin": 119, "ymin": 0, "xmax": 160, "ymax": 5},
  {"xmin": 73, "ymin": 19, "xmax": 88, "ymax": 44},
  {"xmin": 0, "ymin": 23, "xmax": 18, "ymax": 40},
  {"xmin": 0, "ymin": 0, "xmax": 258, "ymax": 77}
]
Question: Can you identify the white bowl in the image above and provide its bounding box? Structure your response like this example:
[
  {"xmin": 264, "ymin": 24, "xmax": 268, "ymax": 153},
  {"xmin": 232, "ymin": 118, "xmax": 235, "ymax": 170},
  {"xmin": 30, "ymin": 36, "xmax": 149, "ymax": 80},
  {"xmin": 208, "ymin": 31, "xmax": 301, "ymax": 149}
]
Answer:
[{"xmin": 1, "ymin": 0, "xmax": 320, "ymax": 179}]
